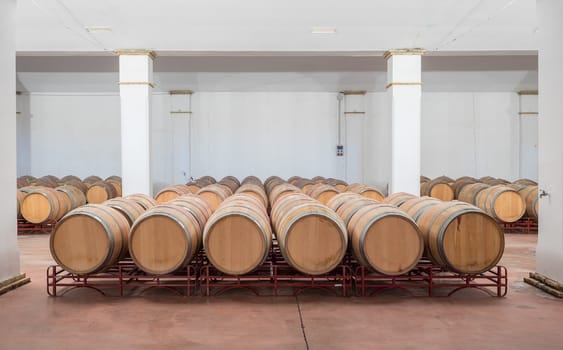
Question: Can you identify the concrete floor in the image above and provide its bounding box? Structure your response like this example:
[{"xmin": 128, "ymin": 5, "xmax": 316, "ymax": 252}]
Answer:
[{"xmin": 0, "ymin": 233, "xmax": 561, "ymax": 350}]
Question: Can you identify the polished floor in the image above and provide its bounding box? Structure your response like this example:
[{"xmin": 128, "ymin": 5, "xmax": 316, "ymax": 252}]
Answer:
[{"xmin": 0, "ymin": 233, "xmax": 561, "ymax": 350}]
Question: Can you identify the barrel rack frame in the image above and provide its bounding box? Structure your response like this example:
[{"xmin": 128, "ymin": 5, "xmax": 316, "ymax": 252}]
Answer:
[
  {"xmin": 46, "ymin": 244, "xmax": 508, "ymax": 298},
  {"xmin": 501, "ymin": 217, "xmax": 538, "ymax": 234},
  {"xmin": 18, "ymin": 218, "xmax": 56, "ymax": 234}
]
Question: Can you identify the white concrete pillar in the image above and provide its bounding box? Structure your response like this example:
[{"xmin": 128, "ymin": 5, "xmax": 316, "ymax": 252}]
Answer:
[
  {"xmin": 385, "ymin": 49, "xmax": 424, "ymax": 195},
  {"xmin": 343, "ymin": 91, "xmax": 366, "ymax": 184},
  {"xmin": 117, "ymin": 50, "xmax": 155, "ymax": 196},
  {"xmin": 536, "ymin": 0, "xmax": 563, "ymax": 282},
  {"xmin": 0, "ymin": 0, "xmax": 22, "ymax": 284}
]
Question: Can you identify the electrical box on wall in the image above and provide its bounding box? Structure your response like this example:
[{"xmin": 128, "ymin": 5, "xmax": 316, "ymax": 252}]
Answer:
[{"xmin": 336, "ymin": 145, "xmax": 344, "ymax": 156}]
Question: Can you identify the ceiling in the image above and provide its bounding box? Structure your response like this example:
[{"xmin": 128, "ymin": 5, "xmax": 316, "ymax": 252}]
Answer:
[{"xmin": 16, "ymin": 0, "xmax": 537, "ymax": 54}]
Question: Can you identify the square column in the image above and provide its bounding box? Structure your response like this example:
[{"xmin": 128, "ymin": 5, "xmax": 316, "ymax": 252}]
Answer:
[
  {"xmin": 536, "ymin": 0, "xmax": 563, "ymax": 282},
  {"xmin": 385, "ymin": 49, "xmax": 424, "ymax": 195},
  {"xmin": 117, "ymin": 50, "xmax": 155, "ymax": 196},
  {"xmin": 0, "ymin": 0, "xmax": 22, "ymax": 285}
]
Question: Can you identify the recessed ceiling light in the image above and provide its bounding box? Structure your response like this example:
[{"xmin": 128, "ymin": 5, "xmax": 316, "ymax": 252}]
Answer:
[
  {"xmin": 312, "ymin": 27, "xmax": 337, "ymax": 35},
  {"xmin": 85, "ymin": 26, "xmax": 112, "ymax": 33}
]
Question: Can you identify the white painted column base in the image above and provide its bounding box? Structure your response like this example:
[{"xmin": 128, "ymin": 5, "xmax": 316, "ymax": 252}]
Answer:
[{"xmin": 385, "ymin": 49, "xmax": 424, "ymax": 195}]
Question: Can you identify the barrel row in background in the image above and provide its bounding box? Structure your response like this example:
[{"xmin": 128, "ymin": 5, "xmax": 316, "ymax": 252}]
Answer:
[
  {"xmin": 420, "ymin": 175, "xmax": 538, "ymax": 222},
  {"xmin": 17, "ymin": 175, "xmax": 122, "ymax": 224}
]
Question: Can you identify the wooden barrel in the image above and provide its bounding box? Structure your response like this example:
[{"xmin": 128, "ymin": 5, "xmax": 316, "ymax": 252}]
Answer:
[
  {"xmin": 21, "ymin": 187, "xmax": 66, "ymax": 223},
  {"xmin": 236, "ymin": 183, "xmax": 268, "ymax": 207},
  {"xmin": 420, "ymin": 178, "xmax": 454, "ymax": 201},
  {"xmin": 324, "ymin": 178, "xmax": 348, "ymax": 192},
  {"xmin": 517, "ymin": 186, "xmax": 538, "ymax": 219},
  {"xmin": 382, "ymin": 192, "xmax": 417, "ymax": 207},
  {"xmin": 18, "ymin": 175, "xmax": 36, "ymax": 186},
  {"xmin": 335, "ymin": 196, "xmax": 379, "ymax": 227},
  {"xmin": 400, "ymin": 197, "xmax": 442, "ymax": 221},
  {"xmin": 204, "ymin": 194, "xmax": 272, "ymax": 275},
  {"xmin": 268, "ymin": 183, "xmax": 301, "ymax": 206},
  {"xmin": 456, "ymin": 176, "xmax": 477, "ymax": 182},
  {"xmin": 476, "ymin": 185, "xmax": 526, "ymax": 223},
  {"xmin": 452, "ymin": 178, "xmax": 477, "ymax": 199},
  {"xmin": 346, "ymin": 184, "xmax": 385, "ymax": 201},
  {"xmin": 307, "ymin": 183, "xmax": 340, "ymax": 205},
  {"xmin": 61, "ymin": 175, "xmax": 82, "ymax": 183},
  {"xmin": 326, "ymin": 192, "xmax": 364, "ymax": 212},
  {"xmin": 458, "ymin": 183, "xmax": 490, "ymax": 205},
  {"xmin": 197, "ymin": 184, "xmax": 232, "ymax": 211},
  {"xmin": 105, "ymin": 175, "xmax": 122, "ymax": 182},
  {"xmin": 169, "ymin": 196, "xmax": 212, "ymax": 232},
  {"xmin": 294, "ymin": 179, "xmax": 316, "ymax": 193},
  {"xmin": 513, "ymin": 178, "xmax": 538, "ymax": 186},
  {"xmin": 106, "ymin": 179, "xmax": 122, "ymax": 197},
  {"xmin": 86, "ymin": 181, "xmax": 117, "ymax": 204},
  {"xmin": 420, "ymin": 175, "xmax": 430, "ymax": 183},
  {"xmin": 103, "ymin": 198, "xmax": 145, "ymax": 226},
  {"xmin": 270, "ymin": 193, "xmax": 315, "ymax": 228},
  {"xmin": 33, "ymin": 176, "xmax": 59, "ymax": 188},
  {"xmin": 347, "ymin": 204, "xmax": 424, "ymax": 275},
  {"xmin": 287, "ymin": 176, "xmax": 302, "ymax": 184},
  {"xmin": 264, "ymin": 176, "xmax": 285, "ymax": 193},
  {"xmin": 414, "ymin": 201, "xmax": 504, "ymax": 274},
  {"xmin": 482, "ymin": 178, "xmax": 510, "ymax": 186},
  {"xmin": 125, "ymin": 193, "xmax": 158, "ymax": 210},
  {"xmin": 311, "ymin": 176, "xmax": 326, "ymax": 182},
  {"xmin": 274, "ymin": 200, "xmax": 348, "ymax": 275},
  {"xmin": 50, "ymin": 205, "xmax": 130, "ymax": 274},
  {"xmin": 218, "ymin": 176, "xmax": 240, "ymax": 193},
  {"xmin": 198, "ymin": 176, "xmax": 216, "ymax": 185},
  {"xmin": 83, "ymin": 175, "xmax": 103, "ymax": 186},
  {"xmin": 154, "ymin": 184, "xmax": 192, "ymax": 204},
  {"xmin": 64, "ymin": 179, "xmax": 88, "ymax": 194},
  {"xmin": 129, "ymin": 204, "xmax": 202, "ymax": 275},
  {"xmin": 56, "ymin": 185, "xmax": 87, "ymax": 210},
  {"xmin": 17, "ymin": 190, "xmax": 25, "ymax": 218},
  {"xmin": 241, "ymin": 176, "xmax": 263, "ymax": 186}
]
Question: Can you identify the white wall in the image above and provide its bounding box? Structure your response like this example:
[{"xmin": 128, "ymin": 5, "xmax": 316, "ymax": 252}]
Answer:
[
  {"xmin": 421, "ymin": 92, "xmax": 531, "ymax": 181},
  {"xmin": 18, "ymin": 93, "xmax": 121, "ymax": 179},
  {"xmin": 16, "ymin": 89, "xmax": 538, "ymax": 192}
]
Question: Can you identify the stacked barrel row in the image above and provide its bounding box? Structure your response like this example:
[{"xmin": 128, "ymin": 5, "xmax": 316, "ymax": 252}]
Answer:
[
  {"xmin": 17, "ymin": 175, "xmax": 123, "ymax": 224},
  {"xmin": 420, "ymin": 175, "xmax": 538, "ymax": 222},
  {"xmin": 48, "ymin": 175, "xmax": 504, "ymax": 279},
  {"xmin": 384, "ymin": 192, "xmax": 504, "ymax": 274}
]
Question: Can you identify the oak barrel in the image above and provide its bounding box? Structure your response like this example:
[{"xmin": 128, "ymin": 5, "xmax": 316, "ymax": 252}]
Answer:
[
  {"xmin": 382, "ymin": 192, "xmax": 417, "ymax": 207},
  {"xmin": 21, "ymin": 187, "xmax": 66, "ymax": 223},
  {"xmin": 236, "ymin": 183, "xmax": 268, "ymax": 207},
  {"xmin": 518, "ymin": 185, "xmax": 539, "ymax": 219},
  {"xmin": 56, "ymin": 185, "xmax": 87, "ymax": 210},
  {"xmin": 307, "ymin": 183, "xmax": 341, "ymax": 205},
  {"xmin": 204, "ymin": 194, "xmax": 272, "ymax": 275},
  {"xmin": 86, "ymin": 181, "xmax": 117, "ymax": 204},
  {"xmin": 475, "ymin": 185, "xmax": 526, "ymax": 222},
  {"xmin": 274, "ymin": 199, "xmax": 348, "ymax": 275},
  {"xmin": 125, "ymin": 193, "xmax": 158, "ymax": 210},
  {"xmin": 414, "ymin": 201, "xmax": 504, "ymax": 274},
  {"xmin": 155, "ymin": 184, "xmax": 192, "ymax": 204},
  {"xmin": 458, "ymin": 183, "xmax": 490, "ymax": 205},
  {"xmin": 197, "ymin": 184, "xmax": 232, "ymax": 211},
  {"xmin": 268, "ymin": 183, "xmax": 301, "ymax": 206},
  {"xmin": 420, "ymin": 178, "xmax": 454, "ymax": 201},
  {"xmin": 50, "ymin": 205, "xmax": 130, "ymax": 274},
  {"xmin": 103, "ymin": 198, "xmax": 145, "ymax": 226},
  {"xmin": 347, "ymin": 204, "xmax": 423, "ymax": 275},
  {"xmin": 346, "ymin": 184, "xmax": 385, "ymax": 201},
  {"xmin": 129, "ymin": 204, "xmax": 202, "ymax": 275}
]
